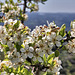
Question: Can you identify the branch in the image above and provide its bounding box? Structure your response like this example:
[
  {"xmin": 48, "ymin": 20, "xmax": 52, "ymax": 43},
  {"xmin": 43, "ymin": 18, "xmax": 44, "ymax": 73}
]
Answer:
[
  {"xmin": 21, "ymin": 0, "xmax": 27, "ymax": 24},
  {"xmin": 24, "ymin": 62, "xmax": 50, "ymax": 75},
  {"xmin": 23, "ymin": 0, "xmax": 27, "ymax": 14}
]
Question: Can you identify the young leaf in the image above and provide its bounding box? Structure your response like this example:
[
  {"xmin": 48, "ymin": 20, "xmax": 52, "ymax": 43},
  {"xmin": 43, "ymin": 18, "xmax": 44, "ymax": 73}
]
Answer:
[
  {"xmin": 17, "ymin": 0, "xmax": 21, "ymax": 3},
  {"xmin": 55, "ymin": 50, "xmax": 60, "ymax": 57},
  {"xmin": 59, "ymin": 24, "xmax": 66, "ymax": 37},
  {"xmin": 38, "ymin": 36, "xmax": 42, "ymax": 40},
  {"xmin": 43, "ymin": 54, "xmax": 46, "ymax": 64},
  {"xmin": 13, "ymin": 20, "xmax": 20, "ymax": 29},
  {"xmin": 68, "ymin": 31, "xmax": 71, "ymax": 36},
  {"xmin": 47, "ymin": 53, "xmax": 55, "ymax": 62},
  {"xmin": 48, "ymin": 57, "xmax": 53, "ymax": 64},
  {"xmin": 5, "ymin": 0, "xmax": 9, "ymax": 4},
  {"xmin": 43, "ymin": 72, "xmax": 47, "ymax": 75}
]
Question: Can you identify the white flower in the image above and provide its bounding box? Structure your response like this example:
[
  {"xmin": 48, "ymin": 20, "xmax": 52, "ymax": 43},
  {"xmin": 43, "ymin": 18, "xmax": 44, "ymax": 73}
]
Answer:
[
  {"xmin": 56, "ymin": 35, "xmax": 62, "ymax": 41},
  {"xmin": 33, "ymin": 56, "xmax": 43, "ymax": 63},
  {"xmin": 13, "ymin": 20, "xmax": 17, "ymax": 25},
  {"xmin": 7, "ymin": 41, "xmax": 12, "ymax": 47},
  {"xmin": 18, "ymin": 23, "xmax": 24, "ymax": 29},
  {"xmin": 47, "ymin": 35, "xmax": 52, "ymax": 41},
  {"xmin": 10, "ymin": 73, "xmax": 14, "ymax": 75},
  {"xmin": 22, "ymin": 14, "xmax": 28, "ymax": 20},
  {"xmin": 71, "ymin": 21, "xmax": 75, "ymax": 29},
  {"xmin": 71, "ymin": 30, "xmax": 75, "ymax": 37},
  {"xmin": 35, "ymin": 48, "xmax": 41, "ymax": 52},
  {"xmin": 25, "ymin": 44, "xmax": 29, "ymax": 50},
  {"xmin": 21, "ymin": 53, "xmax": 27, "ymax": 60},
  {"xmin": 47, "ymin": 21, "xmax": 56, "ymax": 28},
  {"xmin": 5, "ymin": 4, "xmax": 8, "ymax": 7},
  {"xmin": 16, "ymin": 52, "xmax": 20, "ymax": 58},
  {"xmin": 8, "ymin": 19, "xmax": 13, "ymax": 24},
  {"xmin": 1, "ymin": 60, "xmax": 12, "ymax": 67},
  {"xmin": 0, "ymin": 26, "xmax": 3, "ymax": 31},
  {"xmin": 50, "ymin": 32, "xmax": 56, "ymax": 38},
  {"xmin": 34, "ymin": 5, "xmax": 39, "ymax": 11},
  {"xmin": 48, "ymin": 42, "xmax": 54, "ymax": 48},
  {"xmin": 20, "ymin": 48, "xmax": 25, "ymax": 53},
  {"xmin": 37, "ymin": 57, "xmax": 43, "ymax": 62},
  {"xmin": 1, "ymin": 71, "xmax": 7, "ymax": 75},
  {"xmin": 55, "ymin": 41, "xmax": 61, "ymax": 47},
  {"xmin": 4, "ymin": 20, "xmax": 8, "ymax": 25},
  {"xmin": 28, "ymin": 53, "xmax": 33, "ymax": 58},
  {"xmin": 29, "ymin": 47, "xmax": 34, "ymax": 52}
]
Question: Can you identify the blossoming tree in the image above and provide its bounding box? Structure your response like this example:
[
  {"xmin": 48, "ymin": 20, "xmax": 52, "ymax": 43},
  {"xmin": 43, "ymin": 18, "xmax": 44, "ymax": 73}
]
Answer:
[{"xmin": 0, "ymin": 0, "xmax": 75, "ymax": 75}]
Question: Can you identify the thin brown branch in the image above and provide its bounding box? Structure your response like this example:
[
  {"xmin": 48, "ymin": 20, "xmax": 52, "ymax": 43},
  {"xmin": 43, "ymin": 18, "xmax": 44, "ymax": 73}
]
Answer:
[
  {"xmin": 24, "ymin": 63, "xmax": 50, "ymax": 75},
  {"xmin": 23, "ymin": 0, "xmax": 27, "ymax": 14},
  {"xmin": 21, "ymin": 0, "xmax": 27, "ymax": 23}
]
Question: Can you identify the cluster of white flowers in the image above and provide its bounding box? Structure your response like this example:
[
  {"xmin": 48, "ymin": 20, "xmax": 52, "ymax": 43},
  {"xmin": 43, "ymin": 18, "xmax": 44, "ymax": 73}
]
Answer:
[
  {"xmin": 0, "ymin": 60, "xmax": 12, "ymax": 69},
  {"xmin": 0, "ymin": 19, "xmax": 30, "ymax": 67},
  {"xmin": 65, "ymin": 20, "xmax": 75, "ymax": 53},
  {"xmin": 16, "ymin": 22, "xmax": 62, "ymax": 74},
  {"xmin": 0, "ymin": 60, "xmax": 17, "ymax": 75},
  {"xmin": 20, "ymin": 22, "xmax": 62, "ymax": 61},
  {"xmin": 47, "ymin": 57, "xmax": 62, "ymax": 75},
  {"xmin": 1, "ymin": 4, "xmax": 21, "ymax": 19},
  {"xmin": 33, "ymin": 4, "xmax": 39, "ymax": 11},
  {"xmin": 65, "ymin": 39, "xmax": 75, "ymax": 53},
  {"xmin": 0, "ymin": 1, "xmax": 67, "ymax": 75},
  {"xmin": 0, "ymin": 21, "xmax": 62, "ymax": 74},
  {"xmin": 71, "ymin": 21, "xmax": 75, "ymax": 37},
  {"xmin": 0, "ymin": 72, "xmax": 18, "ymax": 75},
  {"xmin": 71, "ymin": 20, "xmax": 75, "ymax": 29},
  {"xmin": 22, "ymin": 14, "xmax": 28, "ymax": 20}
]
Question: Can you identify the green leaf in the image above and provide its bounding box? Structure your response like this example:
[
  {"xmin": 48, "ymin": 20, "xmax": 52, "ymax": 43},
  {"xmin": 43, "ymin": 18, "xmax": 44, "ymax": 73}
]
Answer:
[
  {"xmin": 16, "ymin": 66, "xmax": 20, "ymax": 73},
  {"xmin": 24, "ymin": 60, "xmax": 31, "ymax": 65},
  {"xmin": 21, "ymin": 44, "xmax": 25, "ymax": 48},
  {"xmin": 59, "ymin": 24, "xmax": 66, "ymax": 37},
  {"xmin": 5, "ymin": 0, "xmax": 9, "ymax": 4},
  {"xmin": 15, "ymin": 42, "xmax": 22, "ymax": 52},
  {"xmin": 31, "ymin": 4, "xmax": 35, "ymax": 7},
  {"xmin": 28, "ymin": 43, "xmax": 35, "ymax": 47},
  {"xmin": 24, "ymin": 68, "xmax": 33, "ymax": 75},
  {"xmin": 51, "ymin": 61, "xmax": 56, "ymax": 67},
  {"xmin": 48, "ymin": 57, "xmax": 53, "ymax": 64},
  {"xmin": 9, "ymin": 0, "xmax": 13, "ymax": 3},
  {"xmin": 20, "ymin": 65, "xmax": 24, "ymax": 73},
  {"xmin": 68, "ymin": 31, "xmax": 71, "ymax": 36},
  {"xmin": 9, "ymin": 0, "xmax": 14, "ymax": 5},
  {"xmin": 47, "ymin": 72, "xmax": 53, "ymax": 75},
  {"xmin": 62, "ymin": 46, "xmax": 67, "ymax": 50},
  {"xmin": 55, "ymin": 50, "xmax": 59, "ymax": 57},
  {"xmin": 38, "ymin": 36, "xmax": 42, "ymax": 40},
  {"xmin": 47, "ymin": 53, "xmax": 55, "ymax": 62},
  {"xmin": 43, "ymin": 72, "xmax": 47, "ymax": 75},
  {"xmin": 43, "ymin": 54, "xmax": 46, "ymax": 64},
  {"xmin": 17, "ymin": 0, "xmax": 21, "ymax": 3},
  {"xmin": 28, "ymin": 3, "xmax": 31, "ymax": 6},
  {"xmin": 13, "ymin": 20, "xmax": 20, "ymax": 29},
  {"xmin": 0, "ymin": 2, "xmax": 4, "ymax": 8}
]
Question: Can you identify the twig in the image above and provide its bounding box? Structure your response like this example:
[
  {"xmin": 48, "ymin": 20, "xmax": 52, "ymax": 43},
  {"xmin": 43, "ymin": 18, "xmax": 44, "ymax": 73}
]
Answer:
[{"xmin": 21, "ymin": 0, "xmax": 27, "ymax": 24}]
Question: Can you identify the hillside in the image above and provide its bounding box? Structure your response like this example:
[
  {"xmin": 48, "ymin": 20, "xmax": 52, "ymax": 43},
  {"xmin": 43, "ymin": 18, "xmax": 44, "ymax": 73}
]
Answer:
[{"xmin": 25, "ymin": 12, "xmax": 75, "ymax": 31}]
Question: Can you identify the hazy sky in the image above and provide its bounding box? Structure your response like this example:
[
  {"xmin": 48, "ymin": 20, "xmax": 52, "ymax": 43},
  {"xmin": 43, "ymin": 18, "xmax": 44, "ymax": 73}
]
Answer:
[
  {"xmin": 1, "ymin": 0, "xmax": 75, "ymax": 13},
  {"xmin": 39, "ymin": 0, "xmax": 75, "ymax": 13}
]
